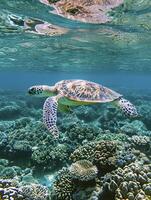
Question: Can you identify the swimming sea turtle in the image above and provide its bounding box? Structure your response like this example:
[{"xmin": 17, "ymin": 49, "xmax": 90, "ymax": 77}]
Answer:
[
  {"xmin": 39, "ymin": 0, "xmax": 123, "ymax": 24},
  {"xmin": 28, "ymin": 80, "xmax": 138, "ymax": 138}
]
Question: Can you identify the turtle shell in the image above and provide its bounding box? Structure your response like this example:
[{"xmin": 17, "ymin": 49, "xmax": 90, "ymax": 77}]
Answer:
[{"xmin": 55, "ymin": 80, "xmax": 122, "ymax": 103}]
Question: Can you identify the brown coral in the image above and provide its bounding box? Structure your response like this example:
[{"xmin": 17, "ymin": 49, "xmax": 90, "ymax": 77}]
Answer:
[
  {"xmin": 0, "ymin": 179, "xmax": 23, "ymax": 200},
  {"xmin": 51, "ymin": 168, "xmax": 75, "ymax": 200},
  {"xmin": 101, "ymin": 163, "xmax": 151, "ymax": 200},
  {"xmin": 69, "ymin": 160, "xmax": 98, "ymax": 181},
  {"xmin": 70, "ymin": 140, "xmax": 117, "ymax": 173},
  {"xmin": 20, "ymin": 184, "xmax": 49, "ymax": 200}
]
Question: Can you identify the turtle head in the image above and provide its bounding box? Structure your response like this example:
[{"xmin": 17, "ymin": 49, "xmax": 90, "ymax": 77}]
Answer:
[{"xmin": 28, "ymin": 85, "xmax": 56, "ymax": 97}]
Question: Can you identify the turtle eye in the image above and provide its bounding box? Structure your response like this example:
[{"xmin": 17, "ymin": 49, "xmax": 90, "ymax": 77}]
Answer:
[{"xmin": 28, "ymin": 87, "xmax": 37, "ymax": 95}]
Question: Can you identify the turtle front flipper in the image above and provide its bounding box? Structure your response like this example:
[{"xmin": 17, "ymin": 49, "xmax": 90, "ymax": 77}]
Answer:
[
  {"xmin": 43, "ymin": 96, "xmax": 60, "ymax": 138},
  {"xmin": 115, "ymin": 97, "xmax": 138, "ymax": 118}
]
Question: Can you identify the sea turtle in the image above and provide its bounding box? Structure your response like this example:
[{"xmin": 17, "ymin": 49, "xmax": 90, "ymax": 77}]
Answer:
[
  {"xmin": 39, "ymin": 0, "xmax": 123, "ymax": 24},
  {"xmin": 28, "ymin": 80, "xmax": 138, "ymax": 138}
]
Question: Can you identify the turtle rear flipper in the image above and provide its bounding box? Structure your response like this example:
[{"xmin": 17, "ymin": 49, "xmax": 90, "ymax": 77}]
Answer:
[{"xmin": 43, "ymin": 96, "xmax": 59, "ymax": 138}]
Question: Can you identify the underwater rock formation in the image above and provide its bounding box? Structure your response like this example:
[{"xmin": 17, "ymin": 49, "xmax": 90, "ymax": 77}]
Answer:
[{"xmin": 39, "ymin": 0, "xmax": 124, "ymax": 24}]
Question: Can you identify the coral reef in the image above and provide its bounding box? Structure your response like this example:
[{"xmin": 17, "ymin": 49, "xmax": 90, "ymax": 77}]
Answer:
[
  {"xmin": 69, "ymin": 160, "xmax": 98, "ymax": 181},
  {"xmin": 0, "ymin": 179, "xmax": 23, "ymax": 200},
  {"xmin": 32, "ymin": 143, "xmax": 70, "ymax": 170},
  {"xmin": 0, "ymin": 91, "xmax": 151, "ymax": 200},
  {"xmin": 128, "ymin": 135, "xmax": 151, "ymax": 153},
  {"xmin": 70, "ymin": 140, "xmax": 118, "ymax": 173},
  {"xmin": 64, "ymin": 122, "xmax": 101, "ymax": 145},
  {"xmin": 0, "ymin": 115, "xmax": 71, "ymax": 170},
  {"xmin": 51, "ymin": 168, "xmax": 75, "ymax": 200},
  {"xmin": 0, "ymin": 179, "xmax": 49, "ymax": 200},
  {"xmin": 101, "ymin": 163, "xmax": 151, "ymax": 200},
  {"xmin": 0, "ymin": 105, "xmax": 21, "ymax": 120},
  {"xmin": 120, "ymin": 120, "xmax": 151, "ymax": 136},
  {"xmin": 20, "ymin": 184, "xmax": 50, "ymax": 200}
]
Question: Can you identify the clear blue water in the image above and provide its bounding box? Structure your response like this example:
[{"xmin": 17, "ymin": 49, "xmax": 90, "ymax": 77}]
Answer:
[{"xmin": 0, "ymin": 0, "xmax": 151, "ymax": 199}]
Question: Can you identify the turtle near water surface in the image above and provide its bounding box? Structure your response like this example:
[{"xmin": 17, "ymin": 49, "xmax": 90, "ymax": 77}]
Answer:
[{"xmin": 28, "ymin": 80, "xmax": 138, "ymax": 138}]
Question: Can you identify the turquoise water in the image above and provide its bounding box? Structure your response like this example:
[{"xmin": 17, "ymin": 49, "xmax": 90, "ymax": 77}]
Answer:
[{"xmin": 0, "ymin": 0, "xmax": 151, "ymax": 200}]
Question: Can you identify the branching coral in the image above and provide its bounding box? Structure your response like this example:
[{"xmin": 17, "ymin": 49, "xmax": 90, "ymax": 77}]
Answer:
[
  {"xmin": 128, "ymin": 135, "xmax": 151, "ymax": 152},
  {"xmin": 0, "ymin": 179, "xmax": 23, "ymax": 200},
  {"xmin": 32, "ymin": 143, "xmax": 70, "ymax": 169},
  {"xmin": 20, "ymin": 184, "xmax": 49, "ymax": 200},
  {"xmin": 66, "ymin": 122, "xmax": 100, "ymax": 144},
  {"xmin": 51, "ymin": 168, "xmax": 75, "ymax": 200}
]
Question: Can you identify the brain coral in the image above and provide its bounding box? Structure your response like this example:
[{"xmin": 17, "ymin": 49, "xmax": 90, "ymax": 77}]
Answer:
[
  {"xmin": 70, "ymin": 140, "xmax": 117, "ymax": 173},
  {"xmin": 69, "ymin": 160, "xmax": 98, "ymax": 181}
]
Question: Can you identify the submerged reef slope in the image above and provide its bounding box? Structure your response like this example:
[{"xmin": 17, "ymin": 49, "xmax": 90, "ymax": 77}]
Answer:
[{"xmin": 0, "ymin": 91, "xmax": 151, "ymax": 200}]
